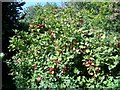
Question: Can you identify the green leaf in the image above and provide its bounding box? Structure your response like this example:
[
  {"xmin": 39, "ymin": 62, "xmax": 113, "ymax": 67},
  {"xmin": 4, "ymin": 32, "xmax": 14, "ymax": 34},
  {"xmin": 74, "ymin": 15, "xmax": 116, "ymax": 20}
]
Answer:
[
  {"xmin": 77, "ymin": 76, "xmax": 81, "ymax": 81},
  {"xmin": 74, "ymin": 68, "xmax": 79, "ymax": 74}
]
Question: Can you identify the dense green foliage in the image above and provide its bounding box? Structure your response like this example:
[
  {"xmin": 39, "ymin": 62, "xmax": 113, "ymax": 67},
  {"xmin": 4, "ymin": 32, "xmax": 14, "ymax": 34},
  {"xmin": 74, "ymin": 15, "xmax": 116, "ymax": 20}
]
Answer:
[
  {"xmin": 7, "ymin": 2, "xmax": 120, "ymax": 88},
  {"xmin": 71, "ymin": 2, "xmax": 120, "ymax": 32}
]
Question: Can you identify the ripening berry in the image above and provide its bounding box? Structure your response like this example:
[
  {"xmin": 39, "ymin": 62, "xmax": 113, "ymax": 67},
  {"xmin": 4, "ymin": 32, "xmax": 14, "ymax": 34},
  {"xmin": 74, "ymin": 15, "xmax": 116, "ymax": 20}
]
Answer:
[
  {"xmin": 41, "ymin": 78, "xmax": 44, "ymax": 81},
  {"xmin": 79, "ymin": 24, "xmax": 82, "ymax": 27},
  {"xmin": 16, "ymin": 60, "xmax": 19, "ymax": 63},
  {"xmin": 89, "ymin": 70, "xmax": 93, "ymax": 73},
  {"xmin": 62, "ymin": 51, "xmax": 64, "ymax": 54},
  {"xmin": 51, "ymin": 32, "xmax": 56, "ymax": 38},
  {"xmin": 63, "ymin": 69, "xmax": 66, "ymax": 73},
  {"xmin": 56, "ymin": 67, "xmax": 59, "ymax": 70},
  {"xmin": 46, "ymin": 68, "xmax": 50, "ymax": 71},
  {"xmin": 63, "ymin": 44, "xmax": 66, "ymax": 47},
  {"xmin": 92, "ymin": 75, "xmax": 97, "ymax": 78},
  {"xmin": 29, "ymin": 25, "xmax": 33, "ymax": 28},
  {"xmin": 36, "ymin": 48, "xmax": 39, "ymax": 51},
  {"xmin": 47, "ymin": 30, "xmax": 51, "ymax": 33},
  {"xmin": 58, "ymin": 49, "xmax": 60, "ymax": 52},
  {"xmin": 30, "ymin": 50, "xmax": 34, "ymax": 53},
  {"xmin": 37, "ymin": 24, "xmax": 45, "ymax": 28},
  {"xmin": 64, "ymin": 65, "xmax": 66, "ymax": 68}
]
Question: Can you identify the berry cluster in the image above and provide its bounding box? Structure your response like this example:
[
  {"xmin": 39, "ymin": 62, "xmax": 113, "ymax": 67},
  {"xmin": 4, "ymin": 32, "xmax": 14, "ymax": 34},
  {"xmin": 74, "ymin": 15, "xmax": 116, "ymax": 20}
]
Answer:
[{"xmin": 83, "ymin": 60, "xmax": 100, "ymax": 78}]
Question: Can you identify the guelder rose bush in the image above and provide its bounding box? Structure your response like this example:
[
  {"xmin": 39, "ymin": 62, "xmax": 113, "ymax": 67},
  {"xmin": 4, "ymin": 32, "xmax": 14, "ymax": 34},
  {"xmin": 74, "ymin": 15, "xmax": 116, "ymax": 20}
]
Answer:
[{"xmin": 7, "ymin": 5, "xmax": 120, "ymax": 88}]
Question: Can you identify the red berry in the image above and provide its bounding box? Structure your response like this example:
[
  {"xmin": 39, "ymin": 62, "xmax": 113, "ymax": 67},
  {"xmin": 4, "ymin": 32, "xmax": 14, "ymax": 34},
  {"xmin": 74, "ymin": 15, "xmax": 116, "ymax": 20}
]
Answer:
[
  {"xmin": 50, "ymin": 68, "xmax": 55, "ymax": 71},
  {"xmin": 37, "ymin": 75, "xmax": 41, "ymax": 83},
  {"xmin": 80, "ymin": 20, "xmax": 83, "ymax": 23},
  {"xmin": 67, "ymin": 40, "xmax": 70, "ymax": 43},
  {"xmin": 56, "ymin": 61, "xmax": 61, "ymax": 64},
  {"xmin": 95, "ymin": 69, "xmax": 99, "ymax": 72},
  {"xmin": 73, "ymin": 41, "xmax": 77, "ymax": 45},
  {"xmin": 87, "ymin": 61, "xmax": 92, "ymax": 64},
  {"xmin": 88, "ymin": 65, "xmax": 92, "ymax": 68},
  {"xmin": 41, "ymin": 78, "xmax": 44, "ymax": 81},
  {"xmin": 94, "ymin": 64, "xmax": 97, "ymax": 67},
  {"xmin": 33, "ymin": 64, "xmax": 36, "ymax": 69},
  {"xmin": 49, "ymin": 71, "xmax": 53, "ymax": 74}
]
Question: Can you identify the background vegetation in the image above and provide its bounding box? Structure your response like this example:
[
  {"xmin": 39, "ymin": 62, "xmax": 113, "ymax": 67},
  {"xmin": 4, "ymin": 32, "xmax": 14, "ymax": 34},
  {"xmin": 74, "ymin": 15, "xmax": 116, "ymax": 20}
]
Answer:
[{"xmin": 2, "ymin": 1, "xmax": 28, "ymax": 89}]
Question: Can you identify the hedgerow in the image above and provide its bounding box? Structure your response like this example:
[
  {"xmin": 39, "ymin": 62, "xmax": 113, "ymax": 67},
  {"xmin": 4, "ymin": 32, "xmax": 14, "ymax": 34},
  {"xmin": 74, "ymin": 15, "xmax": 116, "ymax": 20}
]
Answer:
[{"xmin": 6, "ymin": 3, "xmax": 120, "ymax": 88}]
